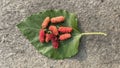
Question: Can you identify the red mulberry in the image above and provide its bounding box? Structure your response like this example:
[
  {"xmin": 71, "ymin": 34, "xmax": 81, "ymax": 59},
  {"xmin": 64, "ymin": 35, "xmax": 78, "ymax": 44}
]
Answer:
[
  {"xmin": 39, "ymin": 29, "xmax": 45, "ymax": 43},
  {"xmin": 49, "ymin": 25, "xmax": 58, "ymax": 35},
  {"xmin": 51, "ymin": 37, "xmax": 59, "ymax": 49},
  {"xmin": 42, "ymin": 17, "xmax": 50, "ymax": 29},
  {"xmin": 59, "ymin": 33, "xmax": 71, "ymax": 41},
  {"xmin": 51, "ymin": 16, "xmax": 65, "ymax": 23},
  {"xmin": 58, "ymin": 26, "xmax": 72, "ymax": 33},
  {"xmin": 45, "ymin": 33, "xmax": 54, "ymax": 42}
]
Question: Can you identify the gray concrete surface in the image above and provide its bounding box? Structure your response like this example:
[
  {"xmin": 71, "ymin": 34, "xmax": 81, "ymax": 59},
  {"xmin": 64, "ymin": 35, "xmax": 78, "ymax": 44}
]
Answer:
[{"xmin": 0, "ymin": 0, "xmax": 120, "ymax": 68}]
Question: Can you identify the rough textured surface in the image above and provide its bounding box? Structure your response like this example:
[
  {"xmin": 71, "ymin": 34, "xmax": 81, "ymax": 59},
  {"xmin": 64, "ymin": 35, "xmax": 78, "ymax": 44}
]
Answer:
[{"xmin": 0, "ymin": 0, "xmax": 120, "ymax": 68}]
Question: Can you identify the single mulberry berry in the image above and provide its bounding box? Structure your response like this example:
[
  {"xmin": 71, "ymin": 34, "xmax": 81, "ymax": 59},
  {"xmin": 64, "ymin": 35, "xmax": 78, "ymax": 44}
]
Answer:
[
  {"xmin": 58, "ymin": 26, "xmax": 72, "ymax": 33},
  {"xmin": 51, "ymin": 16, "xmax": 65, "ymax": 23},
  {"xmin": 39, "ymin": 29, "xmax": 45, "ymax": 43},
  {"xmin": 45, "ymin": 34, "xmax": 50, "ymax": 43},
  {"xmin": 45, "ymin": 33, "xmax": 54, "ymax": 42},
  {"xmin": 42, "ymin": 17, "xmax": 50, "ymax": 29},
  {"xmin": 59, "ymin": 33, "xmax": 71, "ymax": 41},
  {"xmin": 49, "ymin": 25, "xmax": 58, "ymax": 35},
  {"xmin": 51, "ymin": 37, "xmax": 59, "ymax": 49}
]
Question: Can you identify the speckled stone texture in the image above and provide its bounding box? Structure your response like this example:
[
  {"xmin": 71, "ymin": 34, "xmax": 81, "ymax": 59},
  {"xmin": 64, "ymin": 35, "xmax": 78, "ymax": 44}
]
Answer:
[{"xmin": 0, "ymin": 0, "xmax": 120, "ymax": 68}]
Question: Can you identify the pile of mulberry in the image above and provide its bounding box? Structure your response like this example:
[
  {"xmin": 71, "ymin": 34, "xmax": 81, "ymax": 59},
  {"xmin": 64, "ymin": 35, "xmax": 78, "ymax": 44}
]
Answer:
[{"xmin": 39, "ymin": 16, "xmax": 73, "ymax": 49}]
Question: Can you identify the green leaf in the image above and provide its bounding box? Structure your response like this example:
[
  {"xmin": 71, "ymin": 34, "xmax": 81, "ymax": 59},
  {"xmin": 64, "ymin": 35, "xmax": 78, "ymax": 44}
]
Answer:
[
  {"xmin": 17, "ymin": 10, "xmax": 107, "ymax": 59},
  {"xmin": 17, "ymin": 10, "xmax": 82, "ymax": 59}
]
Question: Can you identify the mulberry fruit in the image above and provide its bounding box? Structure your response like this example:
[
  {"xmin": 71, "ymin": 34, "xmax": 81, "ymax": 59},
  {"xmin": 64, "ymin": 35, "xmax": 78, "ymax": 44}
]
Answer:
[
  {"xmin": 45, "ymin": 33, "xmax": 55, "ymax": 42},
  {"xmin": 39, "ymin": 16, "xmax": 73, "ymax": 49},
  {"xmin": 58, "ymin": 26, "xmax": 72, "ymax": 33},
  {"xmin": 49, "ymin": 25, "xmax": 58, "ymax": 35},
  {"xmin": 59, "ymin": 33, "xmax": 71, "ymax": 41},
  {"xmin": 42, "ymin": 17, "xmax": 50, "ymax": 29},
  {"xmin": 51, "ymin": 16, "xmax": 65, "ymax": 23},
  {"xmin": 51, "ymin": 37, "xmax": 59, "ymax": 49},
  {"xmin": 39, "ymin": 29, "xmax": 45, "ymax": 43},
  {"xmin": 45, "ymin": 34, "xmax": 51, "ymax": 42}
]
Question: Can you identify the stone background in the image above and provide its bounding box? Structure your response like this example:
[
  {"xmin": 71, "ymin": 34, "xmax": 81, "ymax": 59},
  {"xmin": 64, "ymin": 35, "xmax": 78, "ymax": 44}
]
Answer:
[{"xmin": 0, "ymin": 0, "xmax": 120, "ymax": 68}]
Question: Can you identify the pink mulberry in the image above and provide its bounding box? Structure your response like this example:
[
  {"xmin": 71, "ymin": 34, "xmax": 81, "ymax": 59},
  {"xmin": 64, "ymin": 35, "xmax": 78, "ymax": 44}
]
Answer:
[
  {"xmin": 41, "ymin": 17, "xmax": 50, "ymax": 29},
  {"xmin": 58, "ymin": 26, "xmax": 72, "ymax": 33},
  {"xmin": 45, "ymin": 34, "xmax": 51, "ymax": 43},
  {"xmin": 49, "ymin": 25, "xmax": 58, "ymax": 35},
  {"xmin": 59, "ymin": 33, "xmax": 71, "ymax": 41},
  {"xmin": 51, "ymin": 16, "xmax": 65, "ymax": 23}
]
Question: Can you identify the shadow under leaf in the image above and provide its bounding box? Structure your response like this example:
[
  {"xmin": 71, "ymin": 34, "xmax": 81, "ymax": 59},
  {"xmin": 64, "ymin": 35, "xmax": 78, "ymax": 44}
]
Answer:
[{"xmin": 70, "ymin": 19, "xmax": 88, "ymax": 61}]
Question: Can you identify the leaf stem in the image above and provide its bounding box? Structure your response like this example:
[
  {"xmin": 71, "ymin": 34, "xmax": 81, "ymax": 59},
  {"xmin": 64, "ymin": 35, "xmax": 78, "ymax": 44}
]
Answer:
[{"xmin": 81, "ymin": 32, "xmax": 107, "ymax": 36}]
